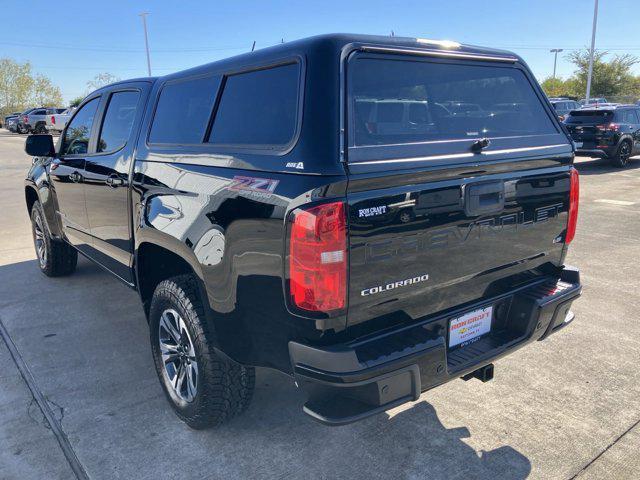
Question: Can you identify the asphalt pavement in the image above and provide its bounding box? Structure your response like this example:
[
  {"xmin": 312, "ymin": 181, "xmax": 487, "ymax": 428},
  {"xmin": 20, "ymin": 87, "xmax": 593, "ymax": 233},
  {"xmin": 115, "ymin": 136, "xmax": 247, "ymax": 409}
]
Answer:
[{"xmin": 0, "ymin": 129, "xmax": 639, "ymax": 479}]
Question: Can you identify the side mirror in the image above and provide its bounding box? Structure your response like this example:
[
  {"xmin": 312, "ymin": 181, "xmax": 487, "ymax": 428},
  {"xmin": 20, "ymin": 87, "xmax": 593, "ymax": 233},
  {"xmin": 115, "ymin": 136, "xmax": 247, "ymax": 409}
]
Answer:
[{"xmin": 25, "ymin": 134, "xmax": 56, "ymax": 157}]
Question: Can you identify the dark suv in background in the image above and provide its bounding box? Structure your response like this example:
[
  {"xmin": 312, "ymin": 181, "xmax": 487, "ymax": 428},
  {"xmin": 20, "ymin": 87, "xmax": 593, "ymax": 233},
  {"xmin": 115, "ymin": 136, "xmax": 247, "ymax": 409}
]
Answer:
[
  {"xmin": 549, "ymin": 98, "xmax": 580, "ymax": 121},
  {"xmin": 564, "ymin": 104, "xmax": 640, "ymax": 167}
]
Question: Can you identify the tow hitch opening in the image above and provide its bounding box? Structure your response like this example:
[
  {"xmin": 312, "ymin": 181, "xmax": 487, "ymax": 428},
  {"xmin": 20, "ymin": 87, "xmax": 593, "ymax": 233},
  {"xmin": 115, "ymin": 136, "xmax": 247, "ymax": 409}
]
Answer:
[{"xmin": 462, "ymin": 363, "xmax": 494, "ymax": 383}]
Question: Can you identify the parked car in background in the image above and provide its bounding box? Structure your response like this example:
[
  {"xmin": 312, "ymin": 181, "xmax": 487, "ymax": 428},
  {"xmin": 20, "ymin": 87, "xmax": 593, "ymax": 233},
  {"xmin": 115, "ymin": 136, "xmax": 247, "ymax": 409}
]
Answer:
[
  {"xmin": 10, "ymin": 108, "xmax": 37, "ymax": 133},
  {"xmin": 548, "ymin": 98, "xmax": 581, "ymax": 120},
  {"xmin": 564, "ymin": 104, "xmax": 640, "ymax": 167},
  {"xmin": 45, "ymin": 108, "xmax": 76, "ymax": 134},
  {"xmin": 579, "ymin": 97, "xmax": 608, "ymax": 106},
  {"xmin": 2, "ymin": 112, "xmax": 22, "ymax": 128},
  {"xmin": 24, "ymin": 34, "xmax": 581, "ymax": 429},
  {"xmin": 5, "ymin": 116, "xmax": 18, "ymax": 132},
  {"xmin": 18, "ymin": 107, "xmax": 66, "ymax": 134}
]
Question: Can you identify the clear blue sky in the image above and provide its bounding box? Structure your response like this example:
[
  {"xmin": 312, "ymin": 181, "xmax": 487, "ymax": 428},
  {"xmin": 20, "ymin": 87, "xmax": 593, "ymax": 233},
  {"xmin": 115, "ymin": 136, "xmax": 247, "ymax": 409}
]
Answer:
[{"xmin": 2, "ymin": 0, "xmax": 639, "ymax": 103}]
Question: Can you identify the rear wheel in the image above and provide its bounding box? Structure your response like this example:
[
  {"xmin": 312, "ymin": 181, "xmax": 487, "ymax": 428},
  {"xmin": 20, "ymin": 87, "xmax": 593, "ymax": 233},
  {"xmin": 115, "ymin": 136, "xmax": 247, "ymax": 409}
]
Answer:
[
  {"xmin": 611, "ymin": 140, "xmax": 632, "ymax": 168},
  {"xmin": 30, "ymin": 201, "xmax": 77, "ymax": 276},
  {"xmin": 34, "ymin": 123, "xmax": 46, "ymax": 134},
  {"xmin": 149, "ymin": 274, "xmax": 255, "ymax": 429}
]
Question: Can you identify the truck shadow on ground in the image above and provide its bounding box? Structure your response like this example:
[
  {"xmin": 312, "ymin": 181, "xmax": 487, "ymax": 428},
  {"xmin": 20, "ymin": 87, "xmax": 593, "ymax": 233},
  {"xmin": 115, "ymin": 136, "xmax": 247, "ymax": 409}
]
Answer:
[
  {"xmin": 0, "ymin": 258, "xmax": 531, "ymax": 480},
  {"xmin": 574, "ymin": 156, "xmax": 640, "ymax": 175}
]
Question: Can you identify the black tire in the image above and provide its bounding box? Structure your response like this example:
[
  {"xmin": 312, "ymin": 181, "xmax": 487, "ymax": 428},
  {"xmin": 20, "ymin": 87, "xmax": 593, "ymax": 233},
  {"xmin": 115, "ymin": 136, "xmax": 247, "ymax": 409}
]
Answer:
[
  {"xmin": 611, "ymin": 140, "xmax": 632, "ymax": 168},
  {"xmin": 34, "ymin": 123, "xmax": 46, "ymax": 134},
  {"xmin": 149, "ymin": 274, "xmax": 255, "ymax": 429},
  {"xmin": 30, "ymin": 201, "xmax": 77, "ymax": 277}
]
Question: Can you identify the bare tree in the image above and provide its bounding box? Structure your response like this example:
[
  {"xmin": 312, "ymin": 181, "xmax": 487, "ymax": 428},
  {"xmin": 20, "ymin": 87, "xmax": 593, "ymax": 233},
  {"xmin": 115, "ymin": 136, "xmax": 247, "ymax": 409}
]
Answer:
[{"xmin": 86, "ymin": 73, "xmax": 121, "ymax": 92}]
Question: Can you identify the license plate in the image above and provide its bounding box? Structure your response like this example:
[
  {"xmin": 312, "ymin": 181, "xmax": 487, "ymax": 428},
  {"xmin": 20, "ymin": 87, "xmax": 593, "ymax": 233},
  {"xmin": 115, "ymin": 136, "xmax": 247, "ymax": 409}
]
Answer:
[
  {"xmin": 574, "ymin": 141, "xmax": 583, "ymax": 148},
  {"xmin": 448, "ymin": 306, "xmax": 493, "ymax": 348}
]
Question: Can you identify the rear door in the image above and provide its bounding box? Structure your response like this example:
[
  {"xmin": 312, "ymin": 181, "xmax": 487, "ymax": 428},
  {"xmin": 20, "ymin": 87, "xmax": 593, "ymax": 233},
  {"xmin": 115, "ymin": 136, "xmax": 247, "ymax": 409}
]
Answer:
[
  {"xmin": 345, "ymin": 50, "xmax": 573, "ymax": 329},
  {"xmin": 83, "ymin": 82, "xmax": 149, "ymax": 283}
]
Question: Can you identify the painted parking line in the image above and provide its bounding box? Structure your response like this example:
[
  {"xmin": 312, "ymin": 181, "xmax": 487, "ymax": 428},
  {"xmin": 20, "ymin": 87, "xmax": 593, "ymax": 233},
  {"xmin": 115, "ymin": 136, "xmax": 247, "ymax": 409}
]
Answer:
[{"xmin": 594, "ymin": 199, "xmax": 636, "ymax": 206}]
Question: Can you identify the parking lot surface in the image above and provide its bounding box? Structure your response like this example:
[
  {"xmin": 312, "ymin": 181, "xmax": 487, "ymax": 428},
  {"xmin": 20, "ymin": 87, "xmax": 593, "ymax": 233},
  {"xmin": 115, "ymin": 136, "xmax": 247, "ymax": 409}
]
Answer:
[{"xmin": 0, "ymin": 129, "xmax": 639, "ymax": 479}]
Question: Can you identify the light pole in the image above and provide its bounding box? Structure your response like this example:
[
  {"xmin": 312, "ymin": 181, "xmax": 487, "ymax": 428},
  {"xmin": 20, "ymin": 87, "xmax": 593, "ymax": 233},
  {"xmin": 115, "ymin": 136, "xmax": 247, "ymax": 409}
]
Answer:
[
  {"xmin": 586, "ymin": 0, "xmax": 599, "ymax": 102},
  {"xmin": 139, "ymin": 12, "xmax": 152, "ymax": 77},
  {"xmin": 550, "ymin": 48, "xmax": 563, "ymax": 79}
]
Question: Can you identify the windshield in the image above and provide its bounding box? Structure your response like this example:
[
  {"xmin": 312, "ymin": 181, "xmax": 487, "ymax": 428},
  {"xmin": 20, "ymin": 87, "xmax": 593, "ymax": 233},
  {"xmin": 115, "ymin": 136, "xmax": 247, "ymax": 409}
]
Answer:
[{"xmin": 349, "ymin": 57, "xmax": 557, "ymax": 146}]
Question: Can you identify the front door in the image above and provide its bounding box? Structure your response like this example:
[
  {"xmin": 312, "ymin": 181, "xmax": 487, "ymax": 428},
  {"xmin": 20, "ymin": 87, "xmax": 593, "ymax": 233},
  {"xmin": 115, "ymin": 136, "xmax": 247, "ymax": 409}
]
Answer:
[
  {"xmin": 83, "ymin": 86, "xmax": 146, "ymax": 283},
  {"xmin": 50, "ymin": 96, "xmax": 101, "ymax": 251}
]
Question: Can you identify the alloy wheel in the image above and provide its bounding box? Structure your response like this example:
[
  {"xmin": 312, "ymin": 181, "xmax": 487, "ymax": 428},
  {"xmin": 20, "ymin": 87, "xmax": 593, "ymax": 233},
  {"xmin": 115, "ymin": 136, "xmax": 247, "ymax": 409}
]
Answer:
[
  {"xmin": 158, "ymin": 309, "xmax": 198, "ymax": 403},
  {"xmin": 619, "ymin": 142, "xmax": 631, "ymax": 166},
  {"xmin": 32, "ymin": 212, "xmax": 47, "ymax": 269}
]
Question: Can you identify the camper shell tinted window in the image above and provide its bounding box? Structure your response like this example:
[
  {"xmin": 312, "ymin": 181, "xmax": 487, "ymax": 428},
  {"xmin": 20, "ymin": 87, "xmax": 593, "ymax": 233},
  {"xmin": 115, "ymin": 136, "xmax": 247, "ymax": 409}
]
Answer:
[{"xmin": 349, "ymin": 56, "xmax": 557, "ymax": 148}]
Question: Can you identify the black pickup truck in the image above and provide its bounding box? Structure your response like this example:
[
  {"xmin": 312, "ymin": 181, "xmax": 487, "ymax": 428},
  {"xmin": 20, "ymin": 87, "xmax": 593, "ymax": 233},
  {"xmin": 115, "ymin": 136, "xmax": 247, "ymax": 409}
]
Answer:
[{"xmin": 24, "ymin": 34, "xmax": 582, "ymax": 428}]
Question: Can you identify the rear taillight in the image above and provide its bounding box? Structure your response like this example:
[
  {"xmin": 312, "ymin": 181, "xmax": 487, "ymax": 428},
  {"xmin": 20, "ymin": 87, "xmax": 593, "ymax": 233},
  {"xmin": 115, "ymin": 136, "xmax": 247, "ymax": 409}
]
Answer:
[
  {"xmin": 288, "ymin": 201, "xmax": 347, "ymax": 313},
  {"xmin": 566, "ymin": 168, "xmax": 579, "ymax": 244},
  {"xmin": 597, "ymin": 122, "xmax": 619, "ymax": 132},
  {"xmin": 51, "ymin": 115, "xmax": 55, "ymax": 125}
]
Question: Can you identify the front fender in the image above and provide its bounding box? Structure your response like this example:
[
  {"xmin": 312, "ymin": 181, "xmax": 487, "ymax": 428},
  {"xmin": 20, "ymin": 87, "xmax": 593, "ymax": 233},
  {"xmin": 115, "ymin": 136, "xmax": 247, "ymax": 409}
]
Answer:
[{"xmin": 25, "ymin": 158, "xmax": 62, "ymax": 238}]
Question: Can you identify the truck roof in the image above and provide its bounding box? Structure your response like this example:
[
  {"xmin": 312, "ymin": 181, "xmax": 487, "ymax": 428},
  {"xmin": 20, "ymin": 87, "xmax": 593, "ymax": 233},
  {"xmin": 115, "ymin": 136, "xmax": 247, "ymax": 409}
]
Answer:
[
  {"xmin": 159, "ymin": 33, "xmax": 523, "ymax": 82},
  {"xmin": 90, "ymin": 34, "xmax": 524, "ymax": 94}
]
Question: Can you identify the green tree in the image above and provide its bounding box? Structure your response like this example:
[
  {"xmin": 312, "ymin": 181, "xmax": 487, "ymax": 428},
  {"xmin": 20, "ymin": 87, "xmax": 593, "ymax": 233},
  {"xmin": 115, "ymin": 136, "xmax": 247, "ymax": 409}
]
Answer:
[
  {"xmin": 31, "ymin": 74, "xmax": 64, "ymax": 107},
  {"xmin": 0, "ymin": 58, "xmax": 65, "ymax": 116},
  {"xmin": 0, "ymin": 58, "xmax": 34, "ymax": 114},
  {"xmin": 69, "ymin": 96, "xmax": 84, "ymax": 108},
  {"xmin": 566, "ymin": 50, "xmax": 639, "ymax": 98},
  {"xmin": 540, "ymin": 77, "xmax": 566, "ymax": 97},
  {"xmin": 86, "ymin": 72, "xmax": 120, "ymax": 92}
]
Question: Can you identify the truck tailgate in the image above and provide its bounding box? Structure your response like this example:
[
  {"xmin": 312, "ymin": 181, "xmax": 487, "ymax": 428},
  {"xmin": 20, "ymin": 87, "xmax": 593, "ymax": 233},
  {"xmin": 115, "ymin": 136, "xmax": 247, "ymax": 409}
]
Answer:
[{"xmin": 346, "ymin": 162, "xmax": 571, "ymax": 329}]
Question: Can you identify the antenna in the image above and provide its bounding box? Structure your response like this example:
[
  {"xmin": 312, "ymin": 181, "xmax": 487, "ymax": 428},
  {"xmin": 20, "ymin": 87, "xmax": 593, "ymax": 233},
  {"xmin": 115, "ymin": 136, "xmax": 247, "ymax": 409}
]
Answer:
[
  {"xmin": 139, "ymin": 12, "xmax": 152, "ymax": 76},
  {"xmin": 251, "ymin": 40, "xmax": 256, "ymax": 52}
]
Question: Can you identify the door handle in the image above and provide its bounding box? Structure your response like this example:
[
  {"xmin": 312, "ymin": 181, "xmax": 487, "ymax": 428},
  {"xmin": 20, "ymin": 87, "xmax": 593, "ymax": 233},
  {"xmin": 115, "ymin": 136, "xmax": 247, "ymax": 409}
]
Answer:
[
  {"xmin": 106, "ymin": 175, "xmax": 125, "ymax": 188},
  {"xmin": 464, "ymin": 180, "xmax": 505, "ymax": 216}
]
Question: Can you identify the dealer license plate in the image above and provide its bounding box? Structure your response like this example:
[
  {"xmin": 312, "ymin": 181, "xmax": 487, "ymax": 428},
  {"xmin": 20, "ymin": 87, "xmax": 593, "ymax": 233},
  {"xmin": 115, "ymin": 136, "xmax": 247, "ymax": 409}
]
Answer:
[
  {"xmin": 448, "ymin": 306, "xmax": 493, "ymax": 348},
  {"xmin": 574, "ymin": 141, "xmax": 583, "ymax": 148}
]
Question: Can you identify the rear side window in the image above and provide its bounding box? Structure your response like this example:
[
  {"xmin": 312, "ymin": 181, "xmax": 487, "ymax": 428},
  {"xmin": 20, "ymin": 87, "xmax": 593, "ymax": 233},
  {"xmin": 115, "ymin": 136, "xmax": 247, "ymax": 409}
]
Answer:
[
  {"xmin": 207, "ymin": 62, "xmax": 300, "ymax": 148},
  {"xmin": 149, "ymin": 75, "xmax": 221, "ymax": 144},
  {"xmin": 616, "ymin": 109, "xmax": 639, "ymax": 124},
  {"xmin": 349, "ymin": 57, "xmax": 557, "ymax": 147},
  {"xmin": 98, "ymin": 91, "xmax": 140, "ymax": 153}
]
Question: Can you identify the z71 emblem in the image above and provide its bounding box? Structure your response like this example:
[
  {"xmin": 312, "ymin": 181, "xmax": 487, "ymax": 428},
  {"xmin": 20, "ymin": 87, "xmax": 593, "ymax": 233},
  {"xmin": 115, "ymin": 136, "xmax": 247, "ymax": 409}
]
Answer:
[{"xmin": 230, "ymin": 176, "xmax": 279, "ymax": 193}]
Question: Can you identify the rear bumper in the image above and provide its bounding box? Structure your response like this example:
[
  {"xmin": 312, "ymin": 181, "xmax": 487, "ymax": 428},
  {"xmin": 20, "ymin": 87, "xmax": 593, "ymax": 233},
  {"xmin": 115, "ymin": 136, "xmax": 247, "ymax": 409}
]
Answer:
[
  {"xmin": 290, "ymin": 265, "xmax": 581, "ymax": 425},
  {"xmin": 576, "ymin": 148, "xmax": 614, "ymax": 158}
]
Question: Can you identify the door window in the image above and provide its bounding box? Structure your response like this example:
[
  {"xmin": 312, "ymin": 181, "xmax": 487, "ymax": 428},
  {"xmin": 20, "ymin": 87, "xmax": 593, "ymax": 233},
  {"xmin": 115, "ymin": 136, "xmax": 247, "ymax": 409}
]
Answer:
[
  {"xmin": 97, "ymin": 91, "xmax": 141, "ymax": 153},
  {"xmin": 61, "ymin": 98, "xmax": 100, "ymax": 155}
]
